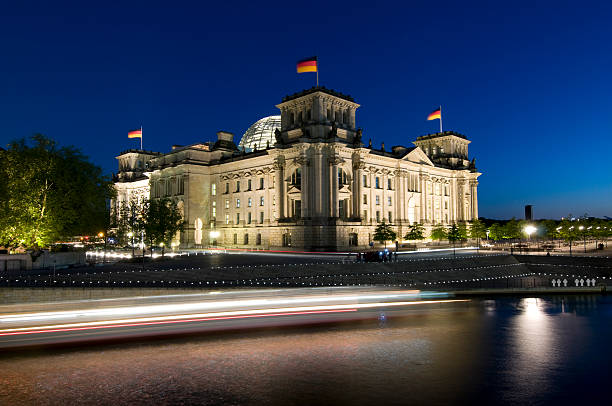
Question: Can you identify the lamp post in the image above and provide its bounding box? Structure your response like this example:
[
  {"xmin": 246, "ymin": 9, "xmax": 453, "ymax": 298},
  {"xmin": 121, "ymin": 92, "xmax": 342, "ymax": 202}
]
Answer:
[
  {"xmin": 524, "ymin": 225, "xmax": 536, "ymax": 254},
  {"xmin": 579, "ymin": 225, "xmax": 586, "ymax": 253},
  {"xmin": 127, "ymin": 231, "xmax": 134, "ymax": 257},
  {"xmin": 98, "ymin": 232, "xmax": 106, "ymax": 263}
]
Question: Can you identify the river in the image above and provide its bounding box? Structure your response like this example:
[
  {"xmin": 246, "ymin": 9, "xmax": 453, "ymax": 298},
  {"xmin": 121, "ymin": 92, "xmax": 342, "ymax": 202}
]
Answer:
[{"xmin": 1, "ymin": 294, "xmax": 610, "ymax": 405}]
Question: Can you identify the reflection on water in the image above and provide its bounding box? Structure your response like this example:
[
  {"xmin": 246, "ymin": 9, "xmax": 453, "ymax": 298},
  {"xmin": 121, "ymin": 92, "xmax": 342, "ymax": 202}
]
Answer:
[{"xmin": 1, "ymin": 295, "xmax": 611, "ymax": 405}]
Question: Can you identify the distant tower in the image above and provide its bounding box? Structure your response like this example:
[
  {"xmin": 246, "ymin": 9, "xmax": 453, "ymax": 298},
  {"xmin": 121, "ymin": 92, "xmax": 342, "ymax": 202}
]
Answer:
[{"xmin": 525, "ymin": 205, "xmax": 533, "ymax": 221}]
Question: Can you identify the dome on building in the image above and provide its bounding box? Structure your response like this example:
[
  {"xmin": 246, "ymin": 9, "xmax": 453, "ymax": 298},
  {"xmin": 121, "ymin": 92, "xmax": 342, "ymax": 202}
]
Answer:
[{"xmin": 238, "ymin": 115, "xmax": 281, "ymax": 151}]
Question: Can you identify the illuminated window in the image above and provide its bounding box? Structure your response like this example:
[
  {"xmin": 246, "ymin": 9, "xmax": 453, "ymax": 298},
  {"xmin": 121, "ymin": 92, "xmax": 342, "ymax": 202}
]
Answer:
[
  {"xmin": 260, "ymin": 196, "xmax": 264, "ymax": 206},
  {"xmin": 225, "ymin": 200, "xmax": 229, "ymax": 209},
  {"xmin": 236, "ymin": 199, "xmax": 240, "ymax": 208},
  {"xmin": 248, "ymin": 198, "xmax": 252, "ymax": 207},
  {"xmin": 388, "ymin": 196, "xmax": 392, "ymax": 206},
  {"xmin": 376, "ymin": 195, "xmax": 380, "ymax": 205},
  {"xmin": 211, "ymin": 183, "xmax": 216, "ymax": 196},
  {"xmin": 225, "ymin": 214, "xmax": 229, "ymax": 225}
]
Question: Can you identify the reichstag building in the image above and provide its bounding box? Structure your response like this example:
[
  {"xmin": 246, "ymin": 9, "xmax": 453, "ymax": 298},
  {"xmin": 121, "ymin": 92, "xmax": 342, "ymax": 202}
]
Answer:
[{"xmin": 113, "ymin": 86, "xmax": 481, "ymax": 250}]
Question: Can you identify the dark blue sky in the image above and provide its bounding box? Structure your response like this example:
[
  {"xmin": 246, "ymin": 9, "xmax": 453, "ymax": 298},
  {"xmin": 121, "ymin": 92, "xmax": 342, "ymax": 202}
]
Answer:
[{"xmin": 2, "ymin": 0, "xmax": 610, "ymax": 219}]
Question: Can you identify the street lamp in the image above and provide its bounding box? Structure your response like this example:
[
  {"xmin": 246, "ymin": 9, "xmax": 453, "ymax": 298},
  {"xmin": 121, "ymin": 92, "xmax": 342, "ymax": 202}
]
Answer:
[
  {"xmin": 98, "ymin": 231, "xmax": 106, "ymax": 263},
  {"xmin": 524, "ymin": 225, "xmax": 536, "ymax": 254},
  {"xmin": 127, "ymin": 231, "xmax": 134, "ymax": 257},
  {"xmin": 579, "ymin": 225, "xmax": 586, "ymax": 253}
]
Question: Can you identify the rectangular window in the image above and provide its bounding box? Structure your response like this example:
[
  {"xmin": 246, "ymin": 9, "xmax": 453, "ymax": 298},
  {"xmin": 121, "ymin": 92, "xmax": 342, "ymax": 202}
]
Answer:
[
  {"xmin": 212, "ymin": 207, "xmax": 216, "ymax": 219},
  {"xmin": 259, "ymin": 178, "xmax": 264, "ymax": 189},
  {"xmin": 236, "ymin": 199, "xmax": 240, "ymax": 208},
  {"xmin": 363, "ymin": 194, "xmax": 367, "ymax": 204},
  {"xmin": 248, "ymin": 212, "xmax": 252, "ymax": 224},
  {"xmin": 247, "ymin": 179, "xmax": 252, "ymax": 190},
  {"xmin": 236, "ymin": 213, "xmax": 240, "ymax": 224},
  {"xmin": 236, "ymin": 181, "xmax": 240, "ymax": 192},
  {"xmin": 376, "ymin": 211, "xmax": 381, "ymax": 223},
  {"xmin": 244, "ymin": 234, "xmax": 249, "ymax": 244},
  {"xmin": 375, "ymin": 177, "xmax": 380, "ymax": 189},
  {"xmin": 363, "ymin": 174, "xmax": 368, "ymax": 187},
  {"xmin": 225, "ymin": 214, "xmax": 230, "ymax": 225},
  {"xmin": 260, "ymin": 212, "xmax": 264, "ymax": 224},
  {"xmin": 388, "ymin": 196, "xmax": 392, "ymax": 206},
  {"xmin": 256, "ymin": 233, "xmax": 262, "ymax": 245},
  {"xmin": 248, "ymin": 197, "xmax": 252, "ymax": 207},
  {"xmin": 339, "ymin": 200, "xmax": 345, "ymax": 218},
  {"xmin": 225, "ymin": 183, "xmax": 229, "ymax": 194},
  {"xmin": 233, "ymin": 233, "xmax": 237, "ymax": 244},
  {"xmin": 388, "ymin": 211, "xmax": 392, "ymax": 223},
  {"xmin": 211, "ymin": 183, "xmax": 216, "ymax": 196},
  {"xmin": 225, "ymin": 200, "xmax": 229, "ymax": 209},
  {"xmin": 387, "ymin": 178, "xmax": 392, "ymax": 190},
  {"xmin": 376, "ymin": 195, "xmax": 380, "ymax": 205},
  {"xmin": 260, "ymin": 196, "xmax": 264, "ymax": 206}
]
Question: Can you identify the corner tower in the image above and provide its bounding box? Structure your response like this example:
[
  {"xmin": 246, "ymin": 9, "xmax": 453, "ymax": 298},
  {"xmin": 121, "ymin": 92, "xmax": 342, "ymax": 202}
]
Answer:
[{"xmin": 275, "ymin": 86, "xmax": 361, "ymax": 145}]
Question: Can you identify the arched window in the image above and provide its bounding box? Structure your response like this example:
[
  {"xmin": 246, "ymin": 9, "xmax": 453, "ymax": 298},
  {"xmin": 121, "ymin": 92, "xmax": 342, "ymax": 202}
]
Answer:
[{"xmin": 338, "ymin": 168, "xmax": 347, "ymax": 187}]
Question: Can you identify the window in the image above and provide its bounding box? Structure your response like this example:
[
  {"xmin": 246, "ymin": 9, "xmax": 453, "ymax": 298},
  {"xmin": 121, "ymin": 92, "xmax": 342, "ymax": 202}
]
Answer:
[
  {"xmin": 260, "ymin": 196, "xmax": 264, "ymax": 206},
  {"xmin": 256, "ymin": 233, "xmax": 262, "ymax": 245},
  {"xmin": 225, "ymin": 200, "xmax": 229, "ymax": 209},
  {"xmin": 225, "ymin": 214, "xmax": 230, "ymax": 225},
  {"xmin": 375, "ymin": 177, "xmax": 380, "ymax": 189},
  {"xmin": 376, "ymin": 211, "xmax": 381, "ymax": 223},
  {"xmin": 236, "ymin": 213, "xmax": 240, "ymax": 224},
  {"xmin": 236, "ymin": 199, "xmax": 240, "ymax": 208},
  {"xmin": 376, "ymin": 195, "xmax": 380, "ymax": 205},
  {"xmin": 236, "ymin": 181, "xmax": 240, "ymax": 192},
  {"xmin": 212, "ymin": 202, "xmax": 216, "ymax": 219},
  {"xmin": 445, "ymin": 201, "xmax": 448, "ymax": 209},
  {"xmin": 211, "ymin": 183, "xmax": 216, "ymax": 196},
  {"xmin": 363, "ymin": 194, "xmax": 367, "ymax": 204},
  {"xmin": 260, "ymin": 212, "xmax": 264, "ymax": 224},
  {"xmin": 225, "ymin": 183, "xmax": 229, "ymax": 194},
  {"xmin": 291, "ymin": 168, "xmax": 302, "ymax": 185},
  {"xmin": 247, "ymin": 212, "xmax": 252, "ymax": 224},
  {"xmin": 387, "ymin": 196, "xmax": 392, "ymax": 206},
  {"xmin": 349, "ymin": 233, "xmax": 358, "ymax": 246},
  {"xmin": 338, "ymin": 168, "xmax": 347, "ymax": 187},
  {"xmin": 233, "ymin": 233, "xmax": 237, "ymax": 244},
  {"xmin": 247, "ymin": 179, "xmax": 252, "ymax": 191},
  {"xmin": 363, "ymin": 174, "xmax": 368, "ymax": 187},
  {"xmin": 248, "ymin": 198, "xmax": 252, "ymax": 207},
  {"xmin": 363, "ymin": 210, "xmax": 368, "ymax": 220},
  {"xmin": 388, "ymin": 211, "xmax": 392, "ymax": 223},
  {"xmin": 244, "ymin": 234, "xmax": 249, "ymax": 244},
  {"xmin": 339, "ymin": 200, "xmax": 345, "ymax": 218},
  {"xmin": 387, "ymin": 178, "xmax": 392, "ymax": 190},
  {"xmin": 259, "ymin": 178, "xmax": 264, "ymax": 189}
]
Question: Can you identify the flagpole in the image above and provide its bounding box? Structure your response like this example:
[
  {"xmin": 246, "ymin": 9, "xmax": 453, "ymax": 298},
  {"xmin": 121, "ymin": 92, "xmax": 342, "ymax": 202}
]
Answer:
[
  {"xmin": 140, "ymin": 125, "xmax": 143, "ymax": 150},
  {"xmin": 439, "ymin": 105, "xmax": 443, "ymax": 133},
  {"xmin": 316, "ymin": 60, "xmax": 319, "ymax": 87}
]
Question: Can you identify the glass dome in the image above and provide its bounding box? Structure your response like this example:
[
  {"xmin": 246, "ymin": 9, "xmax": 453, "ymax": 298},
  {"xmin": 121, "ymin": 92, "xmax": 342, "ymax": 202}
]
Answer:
[{"xmin": 238, "ymin": 115, "xmax": 281, "ymax": 152}]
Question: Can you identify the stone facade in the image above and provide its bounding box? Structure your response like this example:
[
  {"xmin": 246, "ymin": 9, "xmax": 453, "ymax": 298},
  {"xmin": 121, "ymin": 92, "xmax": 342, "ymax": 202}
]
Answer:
[{"xmin": 112, "ymin": 87, "xmax": 481, "ymax": 251}]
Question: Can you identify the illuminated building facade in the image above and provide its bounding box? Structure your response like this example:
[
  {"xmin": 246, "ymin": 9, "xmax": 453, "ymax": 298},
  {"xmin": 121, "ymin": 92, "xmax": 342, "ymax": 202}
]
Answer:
[{"xmin": 113, "ymin": 86, "xmax": 481, "ymax": 250}]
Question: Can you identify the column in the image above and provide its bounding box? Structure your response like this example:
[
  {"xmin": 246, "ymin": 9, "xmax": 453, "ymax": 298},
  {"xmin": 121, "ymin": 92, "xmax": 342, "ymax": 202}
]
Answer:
[
  {"xmin": 274, "ymin": 159, "xmax": 285, "ymax": 219},
  {"xmin": 470, "ymin": 180, "xmax": 478, "ymax": 220},
  {"xmin": 420, "ymin": 174, "xmax": 428, "ymax": 223},
  {"xmin": 300, "ymin": 156, "xmax": 309, "ymax": 218},
  {"xmin": 331, "ymin": 157, "xmax": 339, "ymax": 218}
]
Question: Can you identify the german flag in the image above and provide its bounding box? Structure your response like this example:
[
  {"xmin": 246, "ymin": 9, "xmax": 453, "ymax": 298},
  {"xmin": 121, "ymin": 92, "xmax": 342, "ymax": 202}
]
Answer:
[
  {"xmin": 427, "ymin": 108, "xmax": 441, "ymax": 121},
  {"xmin": 128, "ymin": 129, "xmax": 142, "ymax": 138},
  {"xmin": 297, "ymin": 56, "xmax": 317, "ymax": 73}
]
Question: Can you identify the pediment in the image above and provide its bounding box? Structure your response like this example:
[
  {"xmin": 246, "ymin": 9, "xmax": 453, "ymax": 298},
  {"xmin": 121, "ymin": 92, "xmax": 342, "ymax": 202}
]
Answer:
[{"xmin": 403, "ymin": 147, "xmax": 434, "ymax": 166}]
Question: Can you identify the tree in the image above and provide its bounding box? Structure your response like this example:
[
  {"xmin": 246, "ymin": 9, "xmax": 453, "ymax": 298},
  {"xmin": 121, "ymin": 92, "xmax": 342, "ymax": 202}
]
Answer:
[
  {"xmin": 143, "ymin": 198, "xmax": 185, "ymax": 257},
  {"xmin": 0, "ymin": 134, "xmax": 114, "ymax": 249},
  {"xmin": 457, "ymin": 222, "xmax": 469, "ymax": 245},
  {"xmin": 503, "ymin": 218, "xmax": 522, "ymax": 240},
  {"xmin": 488, "ymin": 223, "xmax": 503, "ymax": 241},
  {"xmin": 373, "ymin": 220, "xmax": 396, "ymax": 249},
  {"xmin": 404, "ymin": 223, "xmax": 425, "ymax": 241},
  {"xmin": 541, "ymin": 219, "xmax": 559, "ymax": 241},
  {"xmin": 447, "ymin": 223, "xmax": 461, "ymax": 256},
  {"xmin": 430, "ymin": 225, "xmax": 447, "ymax": 245},
  {"xmin": 558, "ymin": 218, "xmax": 579, "ymax": 256},
  {"xmin": 469, "ymin": 219, "xmax": 487, "ymax": 248}
]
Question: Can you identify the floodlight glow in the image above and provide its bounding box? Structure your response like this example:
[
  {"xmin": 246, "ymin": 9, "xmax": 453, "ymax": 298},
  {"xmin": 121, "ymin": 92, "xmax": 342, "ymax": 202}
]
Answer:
[{"xmin": 524, "ymin": 225, "xmax": 537, "ymax": 236}]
